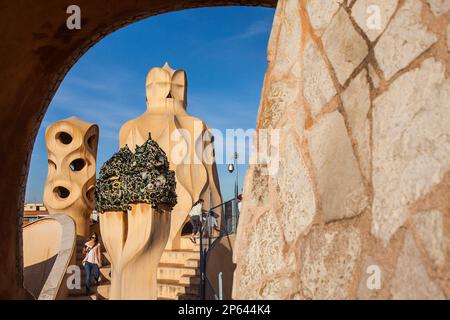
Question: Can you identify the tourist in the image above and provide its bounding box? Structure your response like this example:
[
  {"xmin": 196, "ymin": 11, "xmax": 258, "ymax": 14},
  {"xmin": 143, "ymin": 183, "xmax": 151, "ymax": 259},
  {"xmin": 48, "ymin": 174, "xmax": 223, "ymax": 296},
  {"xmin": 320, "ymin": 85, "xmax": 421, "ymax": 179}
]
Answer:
[
  {"xmin": 82, "ymin": 231, "xmax": 102, "ymax": 295},
  {"xmin": 189, "ymin": 199, "xmax": 204, "ymax": 243},
  {"xmin": 206, "ymin": 211, "xmax": 220, "ymax": 238}
]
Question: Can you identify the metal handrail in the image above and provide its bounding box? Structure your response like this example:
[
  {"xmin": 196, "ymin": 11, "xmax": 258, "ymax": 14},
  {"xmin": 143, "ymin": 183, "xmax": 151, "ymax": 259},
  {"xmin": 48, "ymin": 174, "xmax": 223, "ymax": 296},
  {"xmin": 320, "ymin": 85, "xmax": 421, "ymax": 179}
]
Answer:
[{"xmin": 199, "ymin": 197, "xmax": 238, "ymax": 300}]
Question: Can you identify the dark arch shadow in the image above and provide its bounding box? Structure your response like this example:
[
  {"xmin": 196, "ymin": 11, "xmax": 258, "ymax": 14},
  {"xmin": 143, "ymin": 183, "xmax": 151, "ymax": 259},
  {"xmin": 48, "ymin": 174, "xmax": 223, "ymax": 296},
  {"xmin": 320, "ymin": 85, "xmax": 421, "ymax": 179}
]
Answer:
[{"xmin": 0, "ymin": 0, "xmax": 276, "ymax": 298}]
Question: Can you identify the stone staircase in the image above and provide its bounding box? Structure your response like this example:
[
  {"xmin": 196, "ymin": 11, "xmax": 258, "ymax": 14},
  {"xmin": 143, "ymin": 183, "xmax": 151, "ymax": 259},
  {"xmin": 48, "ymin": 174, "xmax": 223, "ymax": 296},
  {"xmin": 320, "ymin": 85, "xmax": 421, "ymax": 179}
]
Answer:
[{"xmin": 96, "ymin": 235, "xmax": 201, "ymax": 300}]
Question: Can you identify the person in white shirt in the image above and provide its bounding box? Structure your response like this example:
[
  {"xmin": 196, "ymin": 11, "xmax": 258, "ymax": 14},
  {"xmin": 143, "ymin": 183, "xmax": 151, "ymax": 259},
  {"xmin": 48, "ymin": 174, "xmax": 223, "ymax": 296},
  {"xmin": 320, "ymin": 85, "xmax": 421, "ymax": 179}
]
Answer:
[
  {"xmin": 188, "ymin": 199, "xmax": 204, "ymax": 243},
  {"xmin": 206, "ymin": 211, "xmax": 220, "ymax": 238},
  {"xmin": 82, "ymin": 232, "xmax": 102, "ymax": 295}
]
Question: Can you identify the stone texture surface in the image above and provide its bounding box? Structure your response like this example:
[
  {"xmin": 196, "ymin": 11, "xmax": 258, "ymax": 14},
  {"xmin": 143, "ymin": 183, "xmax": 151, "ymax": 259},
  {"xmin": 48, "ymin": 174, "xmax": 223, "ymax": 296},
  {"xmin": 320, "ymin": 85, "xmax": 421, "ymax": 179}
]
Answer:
[
  {"xmin": 308, "ymin": 111, "xmax": 368, "ymax": 222},
  {"xmin": 261, "ymin": 80, "xmax": 300, "ymax": 128},
  {"xmin": 322, "ymin": 8, "xmax": 369, "ymax": 84},
  {"xmin": 306, "ymin": 0, "xmax": 342, "ymax": 33},
  {"xmin": 352, "ymin": 0, "xmax": 398, "ymax": 41},
  {"xmin": 341, "ymin": 69, "xmax": 371, "ymax": 181},
  {"xmin": 301, "ymin": 227, "xmax": 361, "ymax": 299},
  {"xmin": 238, "ymin": 209, "xmax": 285, "ymax": 290},
  {"xmin": 447, "ymin": 23, "xmax": 450, "ymax": 51},
  {"xmin": 231, "ymin": 0, "xmax": 449, "ymax": 300},
  {"xmin": 374, "ymin": 0, "xmax": 438, "ymax": 80},
  {"xmin": 303, "ymin": 39, "xmax": 336, "ymax": 116},
  {"xmin": 426, "ymin": 0, "xmax": 450, "ymax": 16},
  {"xmin": 415, "ymin": 210, "xmax": 446, "ymax": 267},
  {"xmin": 372, "ymin": 58, "xmax": 450, "ymax": 244},
  {"xmin": 276, "ymin": 132, "xmax": 316, "ymax": 242},
  {"xmin": 391, "ymin": 233, "xmax": 445, "ymax": 299},
  {"xmin": 258, "ymin": 276, "xmax": 295, "ymax": 300},
  {"xmin": 272, "ymin": 0, "xmax": 302, "ymax": 77},
  {"xmin": 247, "ymin": 164, "xmax": 270, "ymax": 207},
  {"xmin": 356, "ymin": 256, "xmax": 383, "ymax": 300}
]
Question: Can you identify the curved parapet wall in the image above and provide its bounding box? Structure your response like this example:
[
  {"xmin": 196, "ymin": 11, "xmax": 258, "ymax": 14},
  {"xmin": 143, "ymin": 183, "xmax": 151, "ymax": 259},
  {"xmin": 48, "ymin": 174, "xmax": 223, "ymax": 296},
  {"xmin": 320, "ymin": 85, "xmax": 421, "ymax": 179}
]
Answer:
[{"xmin": 23, "ymin": 214, "xmax": 76, "ymax": 300}]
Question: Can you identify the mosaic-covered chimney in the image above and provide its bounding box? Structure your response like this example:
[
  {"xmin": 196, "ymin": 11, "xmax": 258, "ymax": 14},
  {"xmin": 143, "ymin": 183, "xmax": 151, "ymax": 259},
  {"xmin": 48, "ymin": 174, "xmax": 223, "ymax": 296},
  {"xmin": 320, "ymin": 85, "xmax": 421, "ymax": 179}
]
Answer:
[{"xmin": 96, "ymin": 134, "xmax": 177, "ymax": 300}]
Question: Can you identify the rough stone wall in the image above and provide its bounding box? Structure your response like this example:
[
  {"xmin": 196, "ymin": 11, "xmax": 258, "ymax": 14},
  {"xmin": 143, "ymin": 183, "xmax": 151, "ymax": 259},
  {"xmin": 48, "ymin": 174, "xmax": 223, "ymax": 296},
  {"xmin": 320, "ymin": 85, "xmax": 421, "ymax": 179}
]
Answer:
[{"xmin": 233, "ymin": 0, "xmax": 450, "ymax": 299}]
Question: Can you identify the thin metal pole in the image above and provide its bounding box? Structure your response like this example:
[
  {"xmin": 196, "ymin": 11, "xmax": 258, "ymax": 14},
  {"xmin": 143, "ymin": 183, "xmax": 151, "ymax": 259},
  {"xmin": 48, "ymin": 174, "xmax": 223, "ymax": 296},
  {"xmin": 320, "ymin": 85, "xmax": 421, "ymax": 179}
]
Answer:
[
  {"xmin": 218, "ymin": 272, "xmax": 223, "ymax": 300},
  {"xmin": 208, "ymin": 189, "xmax": 212, "ymax": 249},
  {"xmin": 233, "ymin": 152, "xmax": 239, "ymax": 233},
  {"xmin": 199, "ymin": 217, "xmax": 205, "ymax": 300}
]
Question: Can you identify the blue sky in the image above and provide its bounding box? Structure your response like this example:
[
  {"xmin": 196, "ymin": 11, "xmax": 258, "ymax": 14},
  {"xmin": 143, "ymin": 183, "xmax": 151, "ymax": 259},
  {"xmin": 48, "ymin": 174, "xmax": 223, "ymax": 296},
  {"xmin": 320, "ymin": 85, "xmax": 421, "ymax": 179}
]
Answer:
[{"xmin": 25, "ymin": 6, "xmax": 275, "ymax": 203}]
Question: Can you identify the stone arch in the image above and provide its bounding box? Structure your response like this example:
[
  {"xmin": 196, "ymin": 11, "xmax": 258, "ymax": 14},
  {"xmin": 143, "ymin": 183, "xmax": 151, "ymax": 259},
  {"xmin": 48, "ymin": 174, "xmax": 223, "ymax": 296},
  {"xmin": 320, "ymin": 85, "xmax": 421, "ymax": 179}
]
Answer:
[{"xmin": 0, "ymin": 0, "xmax": 276, "ymax": 298}]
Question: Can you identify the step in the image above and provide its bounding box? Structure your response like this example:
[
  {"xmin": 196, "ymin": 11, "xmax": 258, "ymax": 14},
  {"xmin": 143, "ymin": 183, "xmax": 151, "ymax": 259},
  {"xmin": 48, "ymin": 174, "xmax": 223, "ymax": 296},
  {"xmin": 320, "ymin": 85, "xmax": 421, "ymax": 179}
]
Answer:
[
  {"xmin": 185, "ymin": 259, "xmax": 200, "ymax": 268},
  {"xmin": 97, "ymin": 284, "xmax": 110, "ymax": 300},
  {"xmin": 157, "ymin": 280, "xmax": 199, "ymax": 300},
  {"xmin": 67, "ymin": 294, "xmax": 98, "ymax": 300},
  {"xmin": 103, "ymin": 252, "xmax": 111, "ymax": 263},
  {"xmin": 179, "ymin": 275, "xmax": 200, "ymax": 286},
  {"xmin": 86, "ymin": 281, "xmax": 199, "ymax": 300},
  {"xmin": 160, "ymin": 250, "xmax": 199, "ymax": 265},
  {"xmin": 177, "ymin": 293, "xmax": 199, "ymax": 300},
  {"xmin": 180, "ymin": 237, "xmax": 201, "ymax": 250},
  {"xmin": 100, "ymin": 266, "xmax": 111, "ymax": 281},
  {"xmin": 157, "ymin": 263, "xmax": 199, "ymax": 280},
  {"xmin": 179, "ymin": 236, "xmax": 218, "ymax": 250},
  {"xmin": 68, "ymin": 285, "xmax": 97, "ymax": 296}
]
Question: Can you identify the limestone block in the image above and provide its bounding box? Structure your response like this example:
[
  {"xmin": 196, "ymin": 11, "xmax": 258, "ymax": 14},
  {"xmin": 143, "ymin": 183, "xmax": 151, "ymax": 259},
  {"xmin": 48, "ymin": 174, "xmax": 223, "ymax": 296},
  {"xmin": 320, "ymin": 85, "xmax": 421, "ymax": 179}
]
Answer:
[
  {"xmin": 308, "ymin": 111, "xmax": 368, "ymax": 222},
  {"xmin": 276, "ymin": 132, "xmax": 316, "ymax": 242},
  {"xmin": 341, "ymin": 69, "xmax": 371, "ymax": 181},
  {"xmin": 238, "ymin": 209, "xmax": 285, "ymax": 292},
  {"xmin": 303, "ymin": 39, "xmax": 336, "ymax": 116},
  {"xmin": 447, "ymin": 23, "xmax": 450, "ymax": 51},
  {"xmin": 426, "ymin": 0, "xmax": 450, "ymax": 16},
  {"xmin": 43, "ymin": 117, "xmax": 98, "ymax": 237},
  {"xmin": 322, "ymin": 8, "xmax": 369, "ymax": 85},
  {"xmin": 301, "ymin": 227, "xmax": 361, "ymax": 299},
  {"xmin": 306, "ymin": 0, "xmax": 342, "ymax": 33},
  {"xmin": 266, "ymin": 0, "xmax": 283, "ymax": 64},
  {"xmin": 356, "ymin": 256, "xmax": 383, "ymax": 299},
  {"xmin": 119, "ymin": 63, "xmax": 222, "ymax": 250},
  {"xmin": 391, "ymin": 232, "xmax": 445, "ymax": 299},
  {"xmin": 374, "ymin": 0, "xmax": 438, "ymax": 80},
  {"xmin": 272, "ymin": 0, "xmax": 302, "ymax": 77},
  {"xmin": 260, "ymin": 80, "xmax": 300, "ymax": 128},
  {"xmin": 351, "ymin": 0, "xmax": 398, "ymax": 41},
  {"xmin": 247, "ymin": 164, "xmax": 270, "ymax": 207},
  {"xmin": 415, "ymin": 210, "xmax": 446, "ymax": 267},
  {"xmin": 258, "ymin": 276, "xmax": 295, "ymax": 300},
  {"xmin": 372, "ymin": 58, "xmax": 450, "ymax": 244}
]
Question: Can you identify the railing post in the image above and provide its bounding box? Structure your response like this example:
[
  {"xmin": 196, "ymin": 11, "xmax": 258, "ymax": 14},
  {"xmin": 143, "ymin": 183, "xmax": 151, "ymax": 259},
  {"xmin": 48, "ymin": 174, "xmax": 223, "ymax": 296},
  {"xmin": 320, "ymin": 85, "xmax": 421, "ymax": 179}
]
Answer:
[
  {"xmin": 199, "ymin": 220, "xmax": 205, "ymax": 300},
  {"xmin": 218, "ymin": 272, "xmax": 223, "ymax": 300}
]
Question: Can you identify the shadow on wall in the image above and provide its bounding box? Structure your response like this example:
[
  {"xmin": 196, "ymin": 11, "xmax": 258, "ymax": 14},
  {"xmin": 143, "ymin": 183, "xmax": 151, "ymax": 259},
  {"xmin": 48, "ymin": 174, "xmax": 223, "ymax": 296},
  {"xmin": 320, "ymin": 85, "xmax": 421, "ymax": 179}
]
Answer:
[
  {"xmin": 24, "ymin": 255, "xmax": 58, "ymax": 298},
  {"xmin": 206, "ymin": 234, "xmax": 235, "ymax": 300},
  {"xmin": 22, "ymin": 214, "xmax": 76, "ymax": 300}
]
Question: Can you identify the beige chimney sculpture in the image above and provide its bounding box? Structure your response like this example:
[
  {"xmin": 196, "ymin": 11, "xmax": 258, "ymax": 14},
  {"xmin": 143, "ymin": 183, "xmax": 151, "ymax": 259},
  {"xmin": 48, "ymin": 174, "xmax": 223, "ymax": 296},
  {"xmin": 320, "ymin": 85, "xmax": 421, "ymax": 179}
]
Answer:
[
  {"xmin": 119, "ymin": 63, "xmax": 223, "ymax": 249},
  {"xmin": 43, "ymin": 117, "xmax": 98, "ymax": 237}
]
